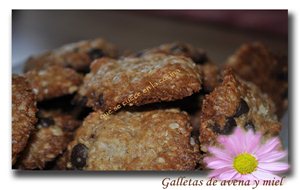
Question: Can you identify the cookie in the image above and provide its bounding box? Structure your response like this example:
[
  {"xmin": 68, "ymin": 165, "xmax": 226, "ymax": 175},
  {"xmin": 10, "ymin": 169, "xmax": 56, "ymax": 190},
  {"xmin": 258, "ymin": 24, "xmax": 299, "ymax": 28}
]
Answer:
[
  {"xmin": 131, "ymin": 42, "xmax": 218, "ymax": 93},
  {"xmin": 225, "ymin": 42, "xmax": 288, "ymax": 117},
  {"xmin": 198, "ymin": 63, "xmax": 221, "ymax": 92},
  {"xmin": 77, "ymin": 54, "xmax": 201, "ymax": 111},
  {"xmin": 132, "ymin": 42, "xmax": 210, "ymax": 65},
  {"xmin": 133, "ymin": 42, "xmax": 217, "ymax": 92},
  {"xmin": 18, "ymin": 110, "xmax": 81, "ymax": 169},
  {"xmin": 25, "ymin": 65, "xmax": 83, "ymax": 101},
  {"xmin": 199, "ymin": 69, "xmax": 281, "ymax": 154},
  {"xmin": 24, "ymin": 38, "xmax": 118, "ymax": 73},
  {"xmin": 12, "ymin": 75, "xmax": 37, "ymax": 165},
  {"xmin": 65, "ymin": 109, "xmax": 199, "ymax": 170},
  {"xmin": 53, "ymin": 151, "xmax": 69, "ymax": 170}
]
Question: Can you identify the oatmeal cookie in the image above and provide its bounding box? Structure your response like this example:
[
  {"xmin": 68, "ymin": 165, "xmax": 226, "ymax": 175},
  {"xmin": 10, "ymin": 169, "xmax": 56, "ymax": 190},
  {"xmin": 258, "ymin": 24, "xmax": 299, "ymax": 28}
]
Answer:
[
  {"xmin": 53, "ymin": 151, "xmax": 69, "ymax": 170},
  {"xmin": 25, "ymin": 65, "xmax": 83, "ymax": 101},
  {"xmin": 19, "ymin": 110, "xmax": 81, "ymax": 169},
  {"xmin": 199, "ymin": 69, "xmax": 281, "ymax": 154},
  {"xmin": 12, "ymin": 75, "xmax": 37, "ymax": 165},
  {"xmin": 226, "ymin": 42, "xmax": 288, "ymax": 117},
  {"xmin": 77, "ymin": 54, "xmax": 201, "ymax": 111},
  {"xmin": 65, "ymin": 109, "xmax": 199, "ymax": 170},
  {"xmin": 24, "ymin": 38, "xmax": 118, "ymax": 72},
  {"xmin": 197, "ymin": 63, "xmax": 221, "ymax": 92},
  {"xmin": 132, "ymin": 42, "xmax": 210, "ymax": 65}
]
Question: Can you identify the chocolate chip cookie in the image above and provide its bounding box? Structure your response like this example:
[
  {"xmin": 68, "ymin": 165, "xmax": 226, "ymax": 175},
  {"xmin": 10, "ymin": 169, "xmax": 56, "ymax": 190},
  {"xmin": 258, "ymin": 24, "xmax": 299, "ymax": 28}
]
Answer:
[
  {"xmin": 77, "ymin": 54, "xmax": 201, "ymax": 111},
  {"xmin": 18, "ymin": 110, "xmax": 81, "ymax": 169},
  {"xmin": 198, "ymin": 63, "xmax": 221, "ymax": 92},
  {"xmin": 24, "ymin": 38, "xmax": 118, "ymax": 73},
  {"xmin": 65, "ymin": 109, "xmax": 199, "ymax": 170},
  {"xmin": 25, "ymin": 65, "xmax": 83, "ymax": 101},
  {"xmin": 199, "ymin": 69, "xmax": 281, "ymax": 154},
  {"xmin": 132, "ymin": 42, "xmax": 210, "ymax": 65},
  {"xmin": 12, "ymin": 75, "xmax": 37, "ymax": 165},
  {"xmin": 226, "ymin": 42, "xmax": 288, "ymax": 117}
]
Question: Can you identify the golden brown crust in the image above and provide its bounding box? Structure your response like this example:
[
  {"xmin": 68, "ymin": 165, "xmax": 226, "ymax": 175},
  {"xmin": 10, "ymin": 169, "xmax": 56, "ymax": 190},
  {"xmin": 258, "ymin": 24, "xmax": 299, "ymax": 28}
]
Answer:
[
  {"xmin": 199, "ymin": 69, "xmax": 282, "ymax": 153},
  {"xmin": 19, "ymin": 110, "xmax": 81, "ymax": 169},
  {"xmin": 24, "ymin": 38, "xmax": 118, "ymax": 73},
  {"xmin": 65, "ymin": 109, "xmax": 199, "ymax": 170},
  {"xmin": 226, "ymin": 42, "xmax": 288, "ymax": 117},
  {"xmin": 78, "ymin": 54, "xmax": 201, "ymax": 111},
  {"xmin": 131, "ymin": 42, "xmax": 210, "ymax": 65},
  {"xmin": 12, "ymin": 75, "xmax": 37, "ymax": 165},
  {"xmin": 25, "ymin": 65, "xmax": 83, "ymax": 101}
]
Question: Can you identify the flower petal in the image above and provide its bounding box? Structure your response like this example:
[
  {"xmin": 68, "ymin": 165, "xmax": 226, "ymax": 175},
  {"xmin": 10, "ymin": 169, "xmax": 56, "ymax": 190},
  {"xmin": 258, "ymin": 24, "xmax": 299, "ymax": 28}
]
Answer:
[
  {"xmin": 240, "ymin": 174, "xmax": 257, "ymax": 181},
  {"xmin": 222, "ymin": 138, "xmax": 237, "ymax": 155},
  {"xmin": 218, "ymin": 169, "xmax": 238, "ymax": 180},
  {"xmin": 208, "ymin": 147, "xmax": 232, "ymax": 161},
  {"xmin": 245, "ymin": 130, "xmax": 261, "ymax": 154},
  {"xmin": 203, "ymin": 157, "xmax": 216, "ymax": 165},
  {"xmin": 258, "ymin": 162, "xmax": 289, "ymax": 172},
  {"xmin": 255, "ymin": 138, "xmax": 281, "ymax": 157},
  {"xmin": 233, "ymin": 127, "xmax": 244, "ymax": 139},
  {"xmin": 234, "ymin": 127, "xmax": 247, "ymax": 152},
  {"xmin": 217, "ymin": 135, "xmax": 227, "ymax": 144},
  {"xmin": 233, "ymin": 173, "xmax": 242, "ymax": 179},
  {"xmin": 208, "ymin": 167, "xmax": 233, "ymax": 178},
  {"xmin": 252, "ymin": 169, "xmax": 282, "ymax": 180},
  {"xmin": 258, "ymin": 151, "xmax": 287, "ymax": 163},
  {"xmin": 205, "ymin": 159, "xmax": 233, "ymax": 169},
  {"xmin": 221, "ymin": 128, "xmax": 245, "ymax": 156},
  {"xmin": 217, "ymin": 140, "xmax": 235, "ymax": 156}
]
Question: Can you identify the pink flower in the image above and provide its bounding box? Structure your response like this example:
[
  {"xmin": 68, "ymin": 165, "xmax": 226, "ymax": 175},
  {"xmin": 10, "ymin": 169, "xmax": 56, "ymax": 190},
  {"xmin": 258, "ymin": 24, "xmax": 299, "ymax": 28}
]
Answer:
[{"xmin": 204, "ymin": 127, "xmax": 289, "ymax": 180}]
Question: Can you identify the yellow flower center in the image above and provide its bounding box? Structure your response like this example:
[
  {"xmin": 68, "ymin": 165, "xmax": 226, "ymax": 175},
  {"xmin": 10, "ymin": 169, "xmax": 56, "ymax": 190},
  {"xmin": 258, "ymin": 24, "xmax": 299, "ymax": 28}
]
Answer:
[{"xmin": 233, "ymin": 153, "xmax": 258, "ymax": 175}]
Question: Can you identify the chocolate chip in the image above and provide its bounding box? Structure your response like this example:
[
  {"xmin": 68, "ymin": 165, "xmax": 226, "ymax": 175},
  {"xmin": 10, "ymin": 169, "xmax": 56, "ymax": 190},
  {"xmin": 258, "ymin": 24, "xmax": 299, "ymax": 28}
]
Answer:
[
  {"xmin": 210, "ymin": 117, "xmax": 237, "ymax": 135},
  {"xmin": 234, "ymin": 99, "xmax": 250, "ymax": 117},
  {"xmin": 90, "ymin": 134, "xmax": 95, "ymax": 139},
  {"xmin": 98, "ymin": 94, "xmax": 104, "ymax": 106},
  {"xmin": 64, "ymin": 63, "xmax": 74, "ymax": 69},
  {"xmin": 211, "ymin": 123, "xmax": 222, "ymax": 134},
  {"xmin": 71, "ymin": 143, "xmax": 88, "ymax": 169},
  {"xmin": 244, "ymin": 121, "xmax": 256, "ymax": 132},
  {"xmin": 221, "ymin": 117, "xmax": 237, "ymax": 135},
  {"xmin": 192, "ymin": 52, "xmax": 208, "ymax": 65},
  {"xmin": 37, "ymin": 117, "xmax": 55, "ymax": 128},
  {"xmin": 88, "ymin": 48, "xmax": 104, "ymax": 60},
  {"xmin": 135, "ymin": 51, "xmax": 145, "ymax": 57}
]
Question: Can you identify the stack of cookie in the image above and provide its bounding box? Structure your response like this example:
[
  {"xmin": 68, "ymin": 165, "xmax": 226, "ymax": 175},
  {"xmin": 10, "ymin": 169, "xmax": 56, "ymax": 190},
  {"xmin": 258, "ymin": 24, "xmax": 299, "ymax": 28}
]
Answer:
[{"xmin": 12, "ymin": 38, "xmax": 288, "ymax": 170}]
